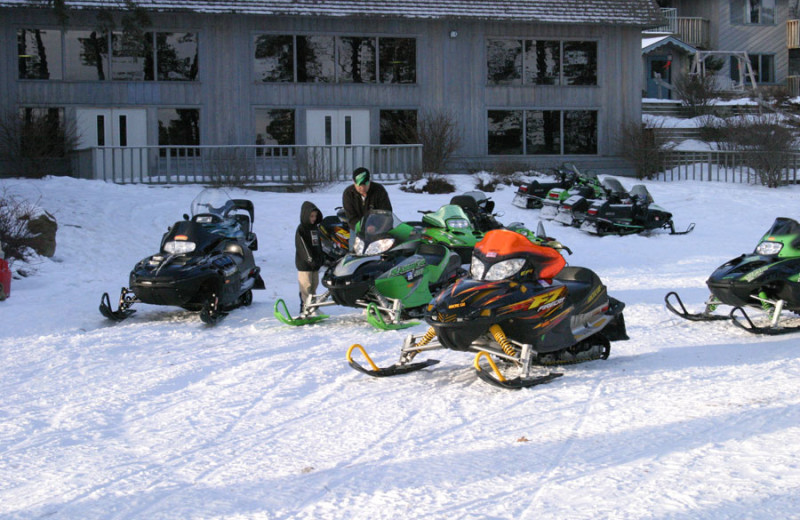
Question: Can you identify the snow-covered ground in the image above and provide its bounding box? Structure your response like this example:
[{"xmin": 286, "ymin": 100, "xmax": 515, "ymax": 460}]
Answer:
[{"xmin": 2, "ymin": 174, "xmax": 800, "ymax": 519}]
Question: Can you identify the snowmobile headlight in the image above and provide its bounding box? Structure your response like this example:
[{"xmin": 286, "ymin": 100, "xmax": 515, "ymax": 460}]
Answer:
[
  {"xmin": 448, "ymin": 218, "xmax": 470, "ymax": 229},
  {"xmin": 755, "ymin": 241, "xmax": 783, "ymax": 256},
  {"xmin": 484, "ymin": 258, "xmax": 526, "ymax": 281},
  {"xmin": 354, "ymin": 236, "xmax": 365, "ymax": 255},
  {"xmin": 364, "ymin": 238, "xmax": 395, "ymax": 256},
  {"xmin": 470, "ymin": 256, "xmax": 486, "ymax": 280},
  {"xmin": 164, "ymin": 240, "xmax": 196, "ymax": 255}
]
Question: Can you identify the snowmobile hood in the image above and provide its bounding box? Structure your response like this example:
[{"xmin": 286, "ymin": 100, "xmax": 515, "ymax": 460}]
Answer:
[
  {"xmin": 422, "ymin": 204, "xmax": 472, "ymax": 229},
  {"xmin": 471, "ymin": 229, "xmax": 565, "ymax": 281},
  {"xmin": 161, "ymin": 220, "xmax": 223, "ymax": 255},
  {"xmin": 300, "ymin": 201, "xmax": 323, "ymax": 229},
  {"xmin": 425, "ymin": 276, "xmax": 568, "ymax": 324}
]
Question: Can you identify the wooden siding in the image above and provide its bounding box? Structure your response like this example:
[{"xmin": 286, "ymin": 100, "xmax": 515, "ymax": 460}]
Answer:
[{"xmin": 3, "ymin": 7, "xmax": 646, "ymax": 172}]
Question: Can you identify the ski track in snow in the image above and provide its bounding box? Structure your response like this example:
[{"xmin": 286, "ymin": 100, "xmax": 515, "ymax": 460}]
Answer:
[{"xmin": 2, "ymin": 175, "xmax": 800, "ymax": 519}]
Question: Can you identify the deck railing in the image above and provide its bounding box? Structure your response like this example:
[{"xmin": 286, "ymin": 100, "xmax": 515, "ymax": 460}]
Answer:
[
  {"xmin": 644, "ymin": 9, "xmax": 709, "ymax": 48},
  {"xmin": 72, "ymin": 144, "xmax": 423, "ymax": 184},
  {"xmin": 656, "ymin": 150, "xmax": 800, "ymax": 185}
]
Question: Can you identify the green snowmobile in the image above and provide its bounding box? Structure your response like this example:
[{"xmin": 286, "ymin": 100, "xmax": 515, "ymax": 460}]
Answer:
[{"xmin": 274, "ymin": 210, "xmax": 465, "ymax": 330}]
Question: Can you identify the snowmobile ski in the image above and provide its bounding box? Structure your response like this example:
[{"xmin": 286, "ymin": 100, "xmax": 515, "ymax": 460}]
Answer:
[
  {"xmin": 473, "ymin": 352, "xmax": 563, "ymax": 390},
  {"xmin": 347, "ymin": 344, "xmax": 440, "ymax": 377},
  {"xmin": 664, "ymin": 291, "xmax": 731, "ymax": 322},
  {"xmin": 99, "ymin": 289, "xmax": 137, "ymax": 321},
  {"xmin": 365, "ymin": 302, "xmax": 419, "ymax": 330},
  {"xmin": 273, "ymin": 298, "xmax": 329, "ymax": 326},
  {"xmin": 670, "ymin": 222, "xmax": 696, "ymax": 235},
  {"xmin": 729, "ymin": 305, "xmax": 800, "ymax": 336}
]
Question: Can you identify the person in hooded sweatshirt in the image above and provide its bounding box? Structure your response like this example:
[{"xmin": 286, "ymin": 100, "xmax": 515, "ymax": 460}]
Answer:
[{"xmin": 295, "ymin": 201, "xmax": 326, "ymax": 312}]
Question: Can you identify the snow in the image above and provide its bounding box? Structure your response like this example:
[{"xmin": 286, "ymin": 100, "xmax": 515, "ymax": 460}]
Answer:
[{"xmin": 2, "ymin": 174, "xmax": 800, "ymax": 519}]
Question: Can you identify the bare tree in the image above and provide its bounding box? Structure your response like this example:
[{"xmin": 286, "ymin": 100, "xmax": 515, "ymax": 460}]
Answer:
[
  {"xmin": 617, "ymin": 119, "xmax": 675, "ymax": 180},
  {"xmin": 0, "ymin": 109, "xmax": 79, "ymax": 178},
  {"xmin": 396, "ymin": 108, "xmax": 462, "ymax": 174}
]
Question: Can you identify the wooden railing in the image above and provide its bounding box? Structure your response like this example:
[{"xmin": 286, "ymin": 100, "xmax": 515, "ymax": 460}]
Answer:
[
  {"xmin": 644, "ymin": 9, "xmax": 710, "ymax": 49},
  {"xmin": 788, "ymin": 20, "xmax": 800, "ymax": 49}
]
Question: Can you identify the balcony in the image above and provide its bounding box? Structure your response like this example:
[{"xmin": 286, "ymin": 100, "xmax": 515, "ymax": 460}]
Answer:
[
  {"xmin": 788, "ymin": 20, "xmax": 800, "ymax": 49},
  {"xmin": 645, "ymin": 8, "xmax": 710, "ymax": 49}
]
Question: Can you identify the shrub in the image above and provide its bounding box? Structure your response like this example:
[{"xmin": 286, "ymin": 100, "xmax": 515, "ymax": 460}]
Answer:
[
  {"xmin": 399, "ymin": 173, "xmax": 455, "ymax": 194},
  {"xmin": 394, "ymin": 109, "xmax": 462, "ymax": 174},
  {"xmin": 0, "ymin": 191, "xmax": 39, "ymax": 263},
  {"xmin": 617, "ymin": 120, "xmax": 675, "ymax": 180},
  {"xmin": 0, "ymin": 109, "xmax": 78, "ymax": 178}
]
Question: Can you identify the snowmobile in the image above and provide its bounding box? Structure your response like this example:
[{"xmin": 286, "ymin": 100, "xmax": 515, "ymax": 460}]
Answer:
[
  {"xmin": 579, "ymin": 185, "xmax": 695, "ymax": 236},
  {"xmin": 274, "ymin": 210, "xmax": 465, "ymax": 330},
  {"xmin": 422, "ymin": 191, "xmax": 570, "ymax": 263},
  {"xmin": 540, "ymin": 169, "xmax": 605, "ymax": 221},
  {"xmin": 319, "ymin": 207, "xmax": 350, "ymax": 267},
  {"xmin": 100, "ymin": 189, "xmax": 265, "ymax": 324},
  {"xmin": 665, "ymin": 217, "xmax": 800, "ymax": 335},
  {"xmin": 553, "ymin": 176, "xmax": 630, "ymax": 227},
  {"xmin": 347, "ymin": 229, "xmax": 628, "ymax": 389},
  {"xmin": 512, "ymin": 164, "xmax": 580, "ymax": 210}
]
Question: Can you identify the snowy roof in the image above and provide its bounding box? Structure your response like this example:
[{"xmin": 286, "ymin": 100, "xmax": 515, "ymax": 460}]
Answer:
[
  {"xmin": 642, "ymin": 35, "xmax": 697, "ymax": 55},
  {"xmin": 0, "ymin": 0, "xmax": 664, "ymax": 26}
]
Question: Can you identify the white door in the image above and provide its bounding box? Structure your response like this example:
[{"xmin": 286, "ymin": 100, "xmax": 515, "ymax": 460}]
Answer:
[
  {"xmin": 306, "ymin": 109, "xmax": 370, "ymax": 178},
  {"xmin": 76, "ymin": 108, "xmax": 147, "ymax": 180}
]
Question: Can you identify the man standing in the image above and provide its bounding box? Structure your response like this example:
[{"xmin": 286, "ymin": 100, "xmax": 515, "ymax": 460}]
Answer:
[{"xmin": 342, "ymin": 167, "xmax": 392, "ymax": 232}]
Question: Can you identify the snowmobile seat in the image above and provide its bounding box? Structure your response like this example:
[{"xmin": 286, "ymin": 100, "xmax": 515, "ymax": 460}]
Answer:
[
  {"xmin": 416, "ymin": 242, "xmax": 447, "ymax": 266},
  {"xmin": 555, "ymin": 266, "xmax": 602, "ymax": 303},
  {"xmin": 233, "ymin": 214, "xmax": 252, "ymax": 234}
]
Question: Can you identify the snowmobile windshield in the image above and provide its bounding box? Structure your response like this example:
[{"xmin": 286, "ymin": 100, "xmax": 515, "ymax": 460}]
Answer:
[
  {"xmin": 353, "ymin": 210, "xmax": 401, "ymax": 256},
  {"xmin": 190, "ymin": 189, "xmax": 235, "ymax": 220},
  {"xmin": 630, "ymin": 185, "xmax": 653, "ymax": 203},
  {"xmin": 602, "ymin": 177, "xmax": 625, "ymax": 194}
]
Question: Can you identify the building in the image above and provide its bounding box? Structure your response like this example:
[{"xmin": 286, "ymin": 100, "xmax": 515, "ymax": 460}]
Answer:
[
  {"xmin": 1, "ymin": 0, "xmax": 663, "ymax": 180},
  {"xmin": 648, "ymin": 0, "xmax": 799, "ymax": 94}
]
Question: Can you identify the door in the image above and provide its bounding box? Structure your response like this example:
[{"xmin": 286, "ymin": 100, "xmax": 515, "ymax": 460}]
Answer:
[
  {"xmin": 76, "ymin": 108, "xmax": 147, "ymax": 180},
  {"xmin": 306, "ymin": 109, "xmax": 370, "ymax": 178},
  {"xmin": 647, "ymin": 55, "xmax": 672, "ymax": 99}
]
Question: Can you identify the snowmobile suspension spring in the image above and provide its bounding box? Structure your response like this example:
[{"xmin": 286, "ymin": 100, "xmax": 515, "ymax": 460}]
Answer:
[
  {"xmin": 415, "ymin": 327, "xmax": 437, "ymax": 348},
  {"xmin": 489, "ymin": 324, "xmax": 516, "ymax": 357}
]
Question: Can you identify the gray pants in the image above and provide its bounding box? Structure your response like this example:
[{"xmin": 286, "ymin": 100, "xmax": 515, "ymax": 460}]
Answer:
[{"xmin": 298, "ymin": 270, "xmax": 320, "ymax": 307}]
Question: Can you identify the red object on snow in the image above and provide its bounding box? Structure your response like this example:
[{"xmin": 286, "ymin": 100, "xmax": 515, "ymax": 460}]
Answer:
[{"xmin": 0, "ymin": 258, "xmax": 10, "ymax": 300}]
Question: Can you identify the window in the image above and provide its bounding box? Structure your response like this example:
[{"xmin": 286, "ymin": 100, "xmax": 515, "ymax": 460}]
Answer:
[
  {"xmin": 487, "ymin": 39, "xmax": 597, "ymax": 86},
  {"xmin": 255, "ymin": 108, "xmax": 295, "ymax": 156},
  {"xmin": 18, "ymin": 28, "xmax": 198, "ymax": 81},
  {"xmin": 731, "ymin": 0, "xmax": 775, "ymax": 25},
  {"xmin": 157, "ymin": 33, "xmax": 198, "ymax": 81},
  {"xmin": 18, "ymin": 29, "xmax": 62, "ymax": 79},
  {"xmin": 488, "ymin": 110, "xmax": 597, "ymax": 155},
  {"xmin": 337, "ymin": 36, "xmax": 376, "ymax": 83},
  {"xmin": 730, "ymin": 54, "xmax": 774, "ymax": 84},
  {"xmin": 379, "ymin": 110, "xmax": 417, "ymax": 144},
  {"xmin": 158, "ymin": 108, "xmax": 199, "ymax": 156},
  {"xmin": 254, "ymin": 35, "xmax": 294, "ymax": 82},
  {"xmin": 254, "ymin": 34, "xmax": 417, "ymax": 84}
]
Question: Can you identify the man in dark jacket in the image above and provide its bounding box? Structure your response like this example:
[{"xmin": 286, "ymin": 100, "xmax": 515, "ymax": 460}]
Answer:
[
  {"xmin": 342, "ymin": 167, "xmax": 393, "ymax": 233},
  {"xmin": 295, "ymin": 201, "xmax": 326, "ymax": 312}
]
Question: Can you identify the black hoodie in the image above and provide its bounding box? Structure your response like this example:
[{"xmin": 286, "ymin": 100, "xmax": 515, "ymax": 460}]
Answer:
[{"xmin": 295, "ymin": 201, "xmax": 325, "ymax": 271}]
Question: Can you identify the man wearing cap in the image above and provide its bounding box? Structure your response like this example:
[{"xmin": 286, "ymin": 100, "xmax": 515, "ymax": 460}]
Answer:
[{"xmin": 342, "ymin": 167, "xmax": 393, "ymax": 232}]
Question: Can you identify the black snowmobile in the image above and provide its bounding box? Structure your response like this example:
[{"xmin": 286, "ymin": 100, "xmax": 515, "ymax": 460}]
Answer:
[
  {"xmin": 319, "ymin": 207, "xmax": 350, "ymax": 267},
  {"xmin": 553, "ymin": 176, "xmax": 630, "ymax": 227},
  {"xmin": 579, "ymin": 185, "xmax": 695, "ymax": 236},
  {"xmin": 274, "ymin": 210, "xmax": 465, "ymax": 330},
  {"xmin": 100, "ymin": 189, "xmax": 265, "ymax": 324},
  {"xmin": 512, "ymin": 164, "xmax": 579, "ymax": 210},
  {"xmin": 666, "ymin": 217, "xmax": 800, "ymax": 335},
  {"xmin": 347, "ymin": 229, "xmax": 628, "ymax": 389}
]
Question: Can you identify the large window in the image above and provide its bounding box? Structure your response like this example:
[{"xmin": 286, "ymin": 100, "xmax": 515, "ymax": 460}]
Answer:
[
  {"xmin": 158, "ymin": 108, "xmax": 199, "ymax": 156},
  {"xmin": 488, "ymin": 109, "xmax": 597, "ymax": 155},
  {"xmin": 730, "ymin": 54, "xmax": 774, "ymax": 84},
  {"xmin": 254, "ymin": 34, "xmax": 416, "ymax": 84},
  {"xmin": 18, "ymin": 28, "xmax": 198, "ymax": 81},
  {"xmin": 379, "ymin": 110, "xmax": 417, "ymax": 144},
  {"xmin": 255, "ymin": 108, "xmax": 295, "ymax": 156},
  {"xmin": 487, "ymin": 39, "xmax": 597, "ymax": 86},
  {"xmin": 731, "ymin": 0, "xmax": 775, "ymax": 25}
]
